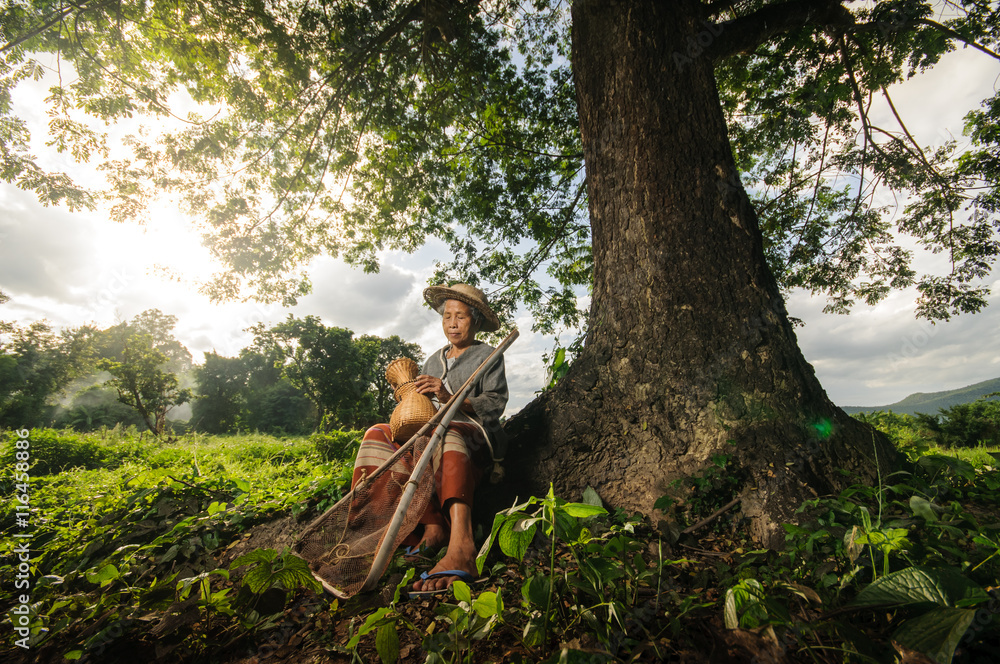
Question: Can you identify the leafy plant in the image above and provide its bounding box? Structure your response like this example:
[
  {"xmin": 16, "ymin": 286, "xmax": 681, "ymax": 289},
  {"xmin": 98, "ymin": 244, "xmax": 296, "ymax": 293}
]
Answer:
[
  {"xmin": 424, "ymin": 579, "xmax": 505, "ymax": 664},
  {"xmin": 340, "ymin": 570, "xmax": 416, "ymax": 664},
  {"xmin": 849, "ymin": 566, "xmax": 993, "ymax": 663}
]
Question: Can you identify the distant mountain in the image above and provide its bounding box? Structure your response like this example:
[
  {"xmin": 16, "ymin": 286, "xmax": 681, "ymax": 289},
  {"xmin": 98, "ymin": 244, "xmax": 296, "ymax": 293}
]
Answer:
[{"xmin": 842, "ymin": 377, "xmax": 1000, "ymax": 416}]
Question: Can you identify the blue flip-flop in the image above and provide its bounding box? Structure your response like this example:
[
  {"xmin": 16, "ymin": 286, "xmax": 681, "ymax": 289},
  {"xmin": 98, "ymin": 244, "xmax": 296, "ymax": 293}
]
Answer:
[{"xmin": 407, "ymin": 569, "xmax": 485, "ymax": 599}]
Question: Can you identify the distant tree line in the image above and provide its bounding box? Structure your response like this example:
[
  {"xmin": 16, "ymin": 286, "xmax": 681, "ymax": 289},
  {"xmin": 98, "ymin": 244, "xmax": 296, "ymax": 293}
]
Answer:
[
  {"xmin": 854, "ymin": 396, "xmax": 1000, "ymax": 450},
  {"xmin": 0, "ymin": 301, "xmax": 422, "ymax": 436}
]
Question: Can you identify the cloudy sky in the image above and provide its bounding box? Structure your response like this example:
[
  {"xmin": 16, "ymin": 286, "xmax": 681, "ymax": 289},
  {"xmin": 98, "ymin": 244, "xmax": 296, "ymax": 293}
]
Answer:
[{"xmin": 1, "ymin": 43, "xmax": 998, "ymax": 416}]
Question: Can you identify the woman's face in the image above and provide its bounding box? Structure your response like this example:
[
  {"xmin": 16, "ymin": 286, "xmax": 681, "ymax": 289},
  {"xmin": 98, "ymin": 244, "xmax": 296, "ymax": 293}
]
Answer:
[{"xmin": 442, "ymin": 299, "xmax": 480, "ymax": 349}]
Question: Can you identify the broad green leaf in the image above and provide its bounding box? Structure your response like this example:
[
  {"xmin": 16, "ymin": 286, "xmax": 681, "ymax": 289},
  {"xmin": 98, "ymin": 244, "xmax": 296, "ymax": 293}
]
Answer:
[
  {"xmin": 230, "ymin": 548, "xmax": 278, "ymax": 569},
  {"xmin": 522, "ymin": 574, "xmax": 550, "ymax": 608},
  {"xmin": 473, "ymin": 591, "xmax": 500, "ymax": 619},
  {"xmin": 86, "ymin": 563, "xmax": 119, "ymax": 586},
  {"xmin": 452, "ymin": 579, "xmax": 472, "ymax": 604},
  {"xmin": 653, "ymin": 495, "xmax": 674, "ymax": 511},
  {"xmin": 498, "ymin": 516, "xmax": 536, "ymax": 561},
  {"xmin": 271, "ymin": 554, "xmax": 320, "ymax": 592},
  {"xmin": 724, "ymin": 579, "xmax": 764, "ymax": 629},
  {"xmin": 581, "ymin": 486, "xmax": 603, "ymax": 508},
  {"xmin": 894, "ymin": 607, "xmax": 977, "ymax": 664},
  {"xmin": 159, "ymin": 544, "xmax": 180, "ymax": 564},
  {"xmin": 560, "ymin": 502, "xmax": 607, "ymax": 518},
  {"xmin": 582, "ymin": 557, "xmax": 624, "ymax": 583},
  {"xmin": 851, "ymin": 567, "xmax": 989, "ymax": 608},
  {"xmin": 909, "ymin": 496, "xmax": 939, "ymax": 522},
  {"xmin": 375, "ymin": 624, "xmax": 400, "ymax": 664}
]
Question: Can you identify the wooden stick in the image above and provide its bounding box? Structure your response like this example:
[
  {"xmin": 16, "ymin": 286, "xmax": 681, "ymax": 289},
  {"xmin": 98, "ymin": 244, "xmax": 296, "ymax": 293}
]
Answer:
[{"xmin": 680, "ymin": 497, "xmax": 740, "ymax": 535}]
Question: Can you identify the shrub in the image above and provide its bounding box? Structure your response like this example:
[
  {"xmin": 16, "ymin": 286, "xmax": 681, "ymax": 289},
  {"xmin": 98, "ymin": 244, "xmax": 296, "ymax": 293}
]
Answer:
[
  {"xmin": 916, "ymin": 399, "xmax": 1000, "ymax": 449},
  {"xmin": 1, "ymin": 428, "xmax": 107, "ymax": 475},
  {"xmin": 853, "ymin": 410, "xmax": 934, "ymax": 454},
  {"xmin": 311, "ymin": 429, "xmax": 363, "ymax": 462}
]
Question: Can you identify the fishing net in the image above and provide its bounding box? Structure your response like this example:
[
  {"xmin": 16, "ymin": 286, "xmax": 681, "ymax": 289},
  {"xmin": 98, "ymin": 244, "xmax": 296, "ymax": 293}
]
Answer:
[{"xmin": 295, "ymin": 434, "xmax": 435, "ymax": 598}]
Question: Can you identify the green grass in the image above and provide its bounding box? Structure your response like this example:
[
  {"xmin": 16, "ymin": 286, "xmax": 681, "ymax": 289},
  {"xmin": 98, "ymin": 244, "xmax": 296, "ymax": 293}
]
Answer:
[
  {"xmin": 0, "ymin": 427, "xmax": 350, "ymax": 599},
  {"xmin": 938, "ymin": 443, "xmax": 1000, "ymax": 469}
]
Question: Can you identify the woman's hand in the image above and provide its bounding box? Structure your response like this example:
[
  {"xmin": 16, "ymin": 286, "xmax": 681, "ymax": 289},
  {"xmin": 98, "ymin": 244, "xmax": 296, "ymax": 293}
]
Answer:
[{"xmin": 413, "ymin": 375, "xmax": 452, "ymax": 402}]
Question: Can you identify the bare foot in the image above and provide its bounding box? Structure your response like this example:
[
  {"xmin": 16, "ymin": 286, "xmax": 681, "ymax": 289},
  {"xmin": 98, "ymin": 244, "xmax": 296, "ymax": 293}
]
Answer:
[
  {"xmin": 411, "ymin": 501, "xmax": 478, "ymax": 593},
  {"xmin": 404, "ymin": 524, "xmax": 448, "ymax": 561},
  {"xmin": 411, "ymin": 542, "xmax": 479, "ymax": 592}
]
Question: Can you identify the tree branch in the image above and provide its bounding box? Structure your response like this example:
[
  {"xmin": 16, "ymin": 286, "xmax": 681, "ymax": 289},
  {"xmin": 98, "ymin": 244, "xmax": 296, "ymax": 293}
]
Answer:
[
  {"xmin": 706, "ymin": 0, "xmax": 853, "ymax": 61},
  {"xmin": 0, "ymin": 0, "xmax": 116, "ymax": 54},
  {"xmin": 914, "ymin": 17, "xmax": 1000, "ymax": 60}
]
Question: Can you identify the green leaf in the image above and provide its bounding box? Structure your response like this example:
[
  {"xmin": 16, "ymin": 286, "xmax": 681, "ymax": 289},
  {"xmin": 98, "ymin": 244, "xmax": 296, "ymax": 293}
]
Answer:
[
  {"xmin": 909, "ymin": 496, "xmax": 939, "ymax": 522},
  {"xmin": 472, "ymin": 591, "xmax": 500, "ymax": 619},
  {"xmin": 271, "ymin": 554, "xmax": 321, "ymax": 592},
  {"xmin": 851, "ymin": 567, "xmax": 989, "ymax": 609},
  {"xmin": 392, "ymin": 568, "xmax": 415, "ymax": 606},
  {"xmin": 522, "ymin": 574, "xmax": 550, "ymax": 608},
  {"xmin": 346, "ymin": 607, "xmax": 393, "ymax": 649},
  {"xmin": 63, "ymin": 651, "xmax": 83, "ymax": 660},
  {"xmin": 894, "ymin": 607, "xmax": 976, "ymax": 664},
  {"xmin": 581, "ymin": 486, "xmax": 603, "ymax": 508},
  {"xmin": 498, "ymin": 516, "xmax": 537, "ymax": 561},
  {"xmin": 159, "ymin": 544, "xmax": 180, "ymax": 564},
  {"xmin": 375, "ymin": 624, "xmax": 400, "ymax": 664},
  {"xmin": 86, "ymin": 563, "xmax": 120, "ymax": 586},
  {"xmin": 230, "ymin": 548, "xmax": 278, "ymax": 570},
  {"xmin": 452, "ymin": 579, "xmax": 472, "ymax": 604},
  {"xmin": 522, "ymin": 615, "xmax": 546, "ymax": 648},
  {"xmin": 560, "ymin": 502, "xmax": 607, "ymax": 518},
  {"xmin": 583, "ymin": 557, "xmax": 624, "ymax": 583},
  {"xmin": 542, "ymin": 648, "xmax": 613, "ymax": 664},
  {"xmin": 653, "ymin": 495, "xmax": 674, "ymax": 511}
]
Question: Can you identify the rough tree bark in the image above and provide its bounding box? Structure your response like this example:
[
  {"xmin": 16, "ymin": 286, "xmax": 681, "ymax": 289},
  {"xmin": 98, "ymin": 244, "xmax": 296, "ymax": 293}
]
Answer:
[{"xmin": 492, "ymin": 0, "xmax": 900, "ymax": 546}]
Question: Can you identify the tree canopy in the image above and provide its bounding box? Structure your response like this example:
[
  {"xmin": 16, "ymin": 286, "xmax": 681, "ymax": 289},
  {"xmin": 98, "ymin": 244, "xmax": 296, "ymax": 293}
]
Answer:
[
  {"xmin": 3, "ymin": 1, "xmax": 995, "ymax": 330},
  {"xmin": 0, "ymin": 319, "xmax": 94, "ymax": 427},
  {"xmin": 95, "ymin": 310, "xmax": 194, "ymax": 434},
  {"xmin": 249, "ymin": 315, "xmax": 373, "ymax": 430}
]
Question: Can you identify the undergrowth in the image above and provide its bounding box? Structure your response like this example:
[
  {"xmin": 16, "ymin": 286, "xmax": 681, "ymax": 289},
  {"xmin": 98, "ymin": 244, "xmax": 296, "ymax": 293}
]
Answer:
[{"xmin": 0, "ymin": 427, "xmax": 998, "ymax": 663}]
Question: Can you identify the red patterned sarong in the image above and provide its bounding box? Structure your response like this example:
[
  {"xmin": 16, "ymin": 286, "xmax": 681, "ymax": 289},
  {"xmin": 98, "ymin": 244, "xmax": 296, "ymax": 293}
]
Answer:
[{"xmin": 352, "ymin": 422, "xmax": 490, "ymax": 542}]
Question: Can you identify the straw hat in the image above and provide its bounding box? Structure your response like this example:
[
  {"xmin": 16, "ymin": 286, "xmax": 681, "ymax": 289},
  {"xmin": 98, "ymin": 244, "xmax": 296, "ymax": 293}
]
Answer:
[{"xmin": 423, "ymin": 283, "xmax": 500, "ymax": 332}]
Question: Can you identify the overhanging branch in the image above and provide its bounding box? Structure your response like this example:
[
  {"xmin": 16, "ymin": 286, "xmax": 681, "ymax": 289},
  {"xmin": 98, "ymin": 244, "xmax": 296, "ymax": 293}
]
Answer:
[{"xmin": 704, "ymin": 0, "xmax": 853, "ymax": 61}]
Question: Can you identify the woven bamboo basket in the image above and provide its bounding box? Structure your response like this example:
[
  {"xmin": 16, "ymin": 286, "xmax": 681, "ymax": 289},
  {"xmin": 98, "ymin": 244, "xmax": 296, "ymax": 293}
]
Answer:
[
  {"xmin": 385, "ymin": 357, "xmax": 420, "ymax": 387},
  {"xmin": 385, "ymin": 357, "xmax": 436, "ymax": 442}
]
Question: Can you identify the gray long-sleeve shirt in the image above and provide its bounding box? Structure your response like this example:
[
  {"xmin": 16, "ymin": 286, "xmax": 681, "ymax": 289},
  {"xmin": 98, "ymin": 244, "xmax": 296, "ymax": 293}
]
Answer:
[{"xmin": 421, "ymin": 340, "xmax": 509, "ymax": 460}]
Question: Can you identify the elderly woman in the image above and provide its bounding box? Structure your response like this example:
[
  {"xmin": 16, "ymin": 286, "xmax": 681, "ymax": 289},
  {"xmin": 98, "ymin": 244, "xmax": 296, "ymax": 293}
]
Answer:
[{"xmin": 352, "ymin": 283, "xmax": 508, "ymax": 594}]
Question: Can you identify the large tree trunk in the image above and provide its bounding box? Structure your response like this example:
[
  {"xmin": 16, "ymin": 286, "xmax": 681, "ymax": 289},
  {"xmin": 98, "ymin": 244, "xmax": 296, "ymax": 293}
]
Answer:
[{"xmin": 492, "ymin": 0, "xmax": 899, "ymax": 546}]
